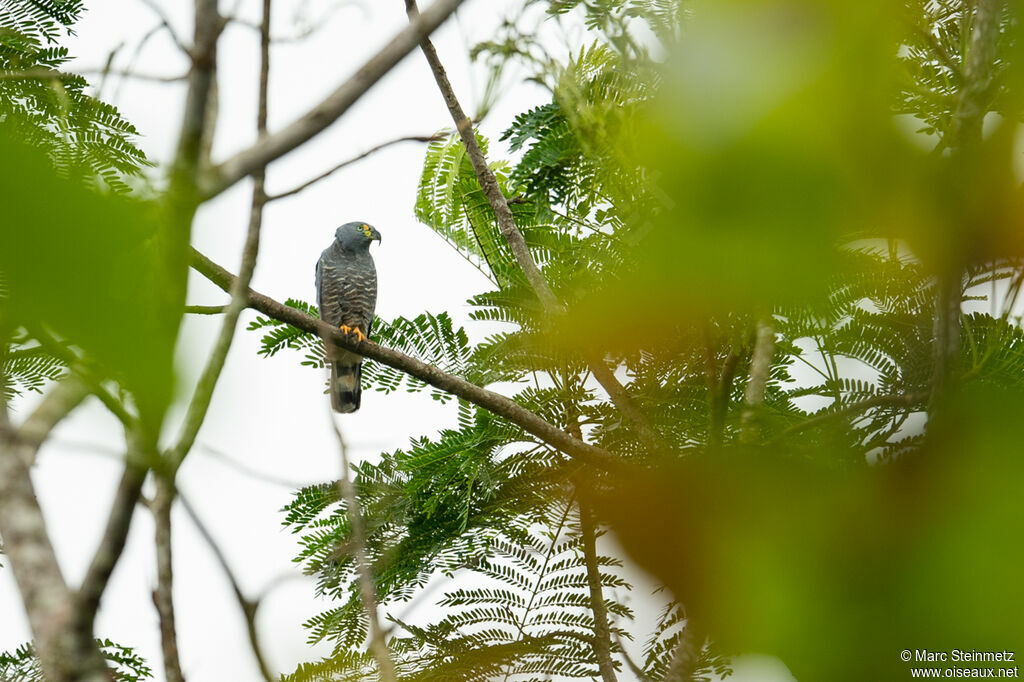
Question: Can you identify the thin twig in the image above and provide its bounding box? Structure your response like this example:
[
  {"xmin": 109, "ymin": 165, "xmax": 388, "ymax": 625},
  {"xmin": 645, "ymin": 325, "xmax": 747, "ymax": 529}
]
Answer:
[
  {"xmin": 265, "ymin": 135, "xmax": 442, "ymax": 202},
  {"xmin": 612, "ymin": 630, "xmax": 652, "ymax": 682},
  {"xmin": 184, "ymin": 304, "xmax": 227, "ymax": 315},
  {"xmin": 327, "ymin": 416, "xmax": 397, "ymax": 681},
  {"xmin": 179, "ymin": 493, "xmax": 275, "ymax": 682},
  {"xmin": 198, "ymin": 441, "xmax": 308, "ymax": 489},
  {"xmin": 138, "ymin": 0, "xmax": 192, "ymax": 56},
  {"xmin": 770, "ymin": 392, "xmax": 930, "ymax": 445}
]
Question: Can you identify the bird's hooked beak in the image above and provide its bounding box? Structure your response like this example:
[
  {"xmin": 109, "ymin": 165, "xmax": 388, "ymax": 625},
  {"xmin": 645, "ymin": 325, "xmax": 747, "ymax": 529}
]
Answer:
[{"xmin": 371, "ymin": 228, "xmax": 382, "ymax": 244}]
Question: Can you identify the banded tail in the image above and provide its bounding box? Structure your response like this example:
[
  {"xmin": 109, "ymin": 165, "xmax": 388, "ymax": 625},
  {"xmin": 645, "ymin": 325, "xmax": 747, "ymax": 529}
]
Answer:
[{"xmin": 330, "ymin": 361, "xmax": 362, "ymax": 413}]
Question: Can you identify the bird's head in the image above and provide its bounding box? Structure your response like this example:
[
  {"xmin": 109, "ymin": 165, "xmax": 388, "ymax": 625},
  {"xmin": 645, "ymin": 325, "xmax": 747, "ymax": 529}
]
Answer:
[{"xmin": 335, "ymin": 221, "xmax": 382, "ymax": 250}]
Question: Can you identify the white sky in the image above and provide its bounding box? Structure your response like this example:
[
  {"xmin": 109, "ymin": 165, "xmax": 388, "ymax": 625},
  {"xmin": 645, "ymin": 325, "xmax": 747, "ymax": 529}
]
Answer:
[{"xmin": 0, "ymin": 2, "xmax": 792, "ymax": 680}]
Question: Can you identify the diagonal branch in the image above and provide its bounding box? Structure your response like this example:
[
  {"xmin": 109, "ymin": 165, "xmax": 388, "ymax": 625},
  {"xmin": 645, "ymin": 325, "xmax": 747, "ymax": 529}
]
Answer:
[
  {"xmin": 265, "ymin": 134, "xmax": 443, "ymax": 202},
  {"xmin": 0, "ymin": 380, "xmax": 111, "ymax": 682},
  {"xmin": 9, "ymin": 375, "xmax": 89, "ymax": 465},
  {"xmin": 403, "ymin": 0, "xmax": 668, "ymax": 455},
  {"xmin": 138, "ymin": 0, "xmax": 192, "ymax": 57},
  {"xmin": 75, "ymin": 427, "xmax": 147, "ymax": 628},
  {"xmin": 189, "ymin": 248, "xmax": 617, "ymax": 470},
  {"xmin": 201, "ymin": 0, "xmax": 467, "ymax": 199},
  {"xmin": 179, "ymin": 493, "xmax": 275, "ymax": 682}
]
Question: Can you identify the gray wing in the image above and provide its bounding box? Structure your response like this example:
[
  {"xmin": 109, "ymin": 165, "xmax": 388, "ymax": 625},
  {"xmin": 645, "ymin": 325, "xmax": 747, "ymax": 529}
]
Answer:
[
  {"xmin": 317, "ymin": 250, "xmax": 376, "ymax": 334},
  {"xmin": 315, "ymin": 254, "xmax": 324, "ymax": 316}
]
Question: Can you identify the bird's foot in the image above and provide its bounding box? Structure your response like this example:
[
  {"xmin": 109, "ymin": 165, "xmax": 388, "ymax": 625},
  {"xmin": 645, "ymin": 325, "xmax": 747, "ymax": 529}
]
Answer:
[{"xmin": 337, "ymin": 325, "xmax": 367, "ymax": 343}]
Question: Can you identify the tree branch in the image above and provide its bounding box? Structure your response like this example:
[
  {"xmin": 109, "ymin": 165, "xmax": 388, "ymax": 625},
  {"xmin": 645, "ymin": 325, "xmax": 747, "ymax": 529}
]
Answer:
[
  {"xmin": 137, "ymin": 0, "xmax": 192, "ymax": 57},
  {"xmin": 184, "ymin": 304, "xmax": 226, "ymax": 315},
  {"xmin": 740, "ymin": 317, "xmax": 775, "ymax": 444},
  {"xmin": 579, "ymin": 501, "xmax": 618, "ymax": 682},
  {"xmin": 189, "ymin": 248, "xmax": 617, "ymax": 469},
  {"xmin": 265, "ymin": 134, "xmax": 443, "ymax": 202},
  {"xmin": 152, "ymin": 478, "xmax": 184, "ymax": 682},
  {"xmin": 0, "ymin": 388, "xmax": 110, "ymax": 682},
  {"xmin": 165, "ymin": 0, "xmax": 270, "ymax": 474},
  {"xmin": 328, "ymin": 417, "xmax": 397, "ymax": 681},
  {"xmin": 75, "ymin": 453, "xmax": 147, "ymax": 628},
  {"xmin": 179, "ymin": 493, "xmax": 275, "ymax": 682},
  {"xmin": 30, "ymin": 328, "xmax": 137, "ymax": 429},
  {"xmin": 771, "ymin": 392, "xmax": 930, "ymax": 445},
  {"xmin": 931, "ymin": 0, "xmax": 1004, "ymax": 415},
  {"xmin": 201, "ymin": 0, "xmax": 467, "ymax": 199},
  {"xmin": 10, "ymin": 375, "xmax": 89, "ymax": 465},
  {"xmin": 403, "ymin": 0, "xmax": 668, "ymax": 455}
]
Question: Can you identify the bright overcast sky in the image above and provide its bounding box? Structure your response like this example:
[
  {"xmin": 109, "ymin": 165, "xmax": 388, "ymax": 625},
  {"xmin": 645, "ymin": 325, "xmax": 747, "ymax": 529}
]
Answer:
[{"xmin": 0, "ymin": 2, "xmax": 792, "ymax": 681}]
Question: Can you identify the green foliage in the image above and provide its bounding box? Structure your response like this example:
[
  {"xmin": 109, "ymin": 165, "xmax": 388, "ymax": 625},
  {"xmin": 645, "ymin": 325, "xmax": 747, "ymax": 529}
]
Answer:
[
  {"xmin": 0, "ymin": 0, "xmax": 150, "ymax": 193},
  {"xmin": 1, "ymin": 328, "xmax": 66, "ymax": 401},
  {"xmin": 0, "ymin": 134, "xmax": 184, "ymax": 427},
  {"xmin": 0, "ymin": 639, "xmax": 153, "ymax": 682},
  {"xmin": 262, "ymin": 1, "xmax": 1024, "ymax": 680},
  {"xmin": 0, "ymin": 0, "xmax": 176, "ymax": 425}
]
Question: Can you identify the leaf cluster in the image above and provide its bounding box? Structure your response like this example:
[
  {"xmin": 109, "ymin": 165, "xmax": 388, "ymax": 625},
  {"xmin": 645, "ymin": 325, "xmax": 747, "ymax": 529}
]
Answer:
[
  {"xmin": 0, "ymin": 639, "xmax": 152, "ymax": 682},
  {"xmin": 0, "ymin": 0, "xmax": 150, "ymax": 193}
]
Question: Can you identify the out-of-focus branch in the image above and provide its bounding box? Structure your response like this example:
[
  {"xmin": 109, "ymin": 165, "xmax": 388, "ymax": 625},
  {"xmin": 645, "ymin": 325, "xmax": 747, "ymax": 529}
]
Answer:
[
  {"xmin": 265, "ymin": 134, "xmax": 443, "ymax": 202},
  {"xmin": 740, "ymin": 317, "xmax": 775, "ymax": 444},
  {"xmin": 152, "ymin": 478, "xmax": 184, "ymax": 682},
  {"xmin": 201, "ymin": 0, "xmax": 467, "ymax": 199},
  {"xmin": 662, "ymin": 623, "xmax": 699, "ymax": 682},
  {"xmin": 0, "ymin": 384, "xmax": 110, "ymax": 682},
  {"xmin": 0, "ymin": 67, "xmax": 185, "ymax": 83},
  {"xmin": 151, "ymin": 2, "xmax": 224, "ymax": 680},
  {"xmin": 702, "ymin": 326, "xmax": 739, "ymax": 448},
  {"xmin": 404, "ymin": 0, "xmax": 668, "ymax": 456},
  {"xmin": 138, "ymin": 0, "xmax": 192, "ymax": 56},
  {"xmin": 189, "ymin": 248, "xmax": 617, "ymax": 469},
  {"xmin": 31, "ymin": 329, "xmax": 137, "ymax": 429},
  {"xmin": 327, "ymin": 417, "xmax": 397, "ymax": 682},
  {"xmin": 166, "ymin": 0, "xmax": 269, "ymax": 474},
  {"xmin": 11, "ymin": 375, "xmax": 89, "ymax": 465},
  {"xmin": 931, "ymin": 0, "xmax": 1004, "ymax": 414},
  {"xmin": 179, "ymin": 493, "xmax": 275, "ymax": 682},
  {"xmin": 184, "ymin": 304, "xmax": 226, "ymax": 315},
  {"xmin": 952, "ymin": 0, "xmax": 1003, "ymax": 147},
  {"xmin": 198, "ymin": 441, "xmax": 308, "ymax": 488},
  {"xmin": 770, "ymin": 392, "xmax": 929, "ymax": 445},
  {"xmin": 170, "ymin": 0, "xmax": 220, "ymax": 191},
  {"xmin": 75, "ymin": 425, "xmax": 147, "ymax": 628}
]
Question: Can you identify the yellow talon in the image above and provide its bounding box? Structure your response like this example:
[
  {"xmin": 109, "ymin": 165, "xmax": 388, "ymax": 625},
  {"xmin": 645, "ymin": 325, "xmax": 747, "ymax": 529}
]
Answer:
[{"xmin": 337, "ymin": 325, "xmax": 367, "ymax": 343}]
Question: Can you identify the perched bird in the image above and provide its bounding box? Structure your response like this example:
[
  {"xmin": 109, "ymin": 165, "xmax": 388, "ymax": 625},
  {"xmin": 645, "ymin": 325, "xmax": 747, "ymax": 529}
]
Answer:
[{"xmin": 316, "ymin": 221, "xmax": 382, "ymax": 412}]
